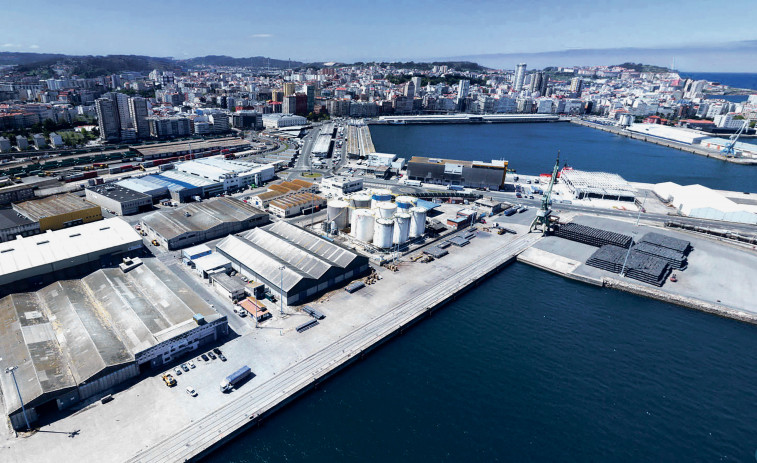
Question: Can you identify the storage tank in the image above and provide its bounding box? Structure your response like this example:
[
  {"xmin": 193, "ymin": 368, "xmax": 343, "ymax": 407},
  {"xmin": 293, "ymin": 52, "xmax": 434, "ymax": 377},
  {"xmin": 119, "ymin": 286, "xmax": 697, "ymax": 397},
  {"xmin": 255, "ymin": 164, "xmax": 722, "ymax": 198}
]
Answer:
[
  {"xmin": 395, "ymin": 195, "xmax": 418, "ymax": 210},
  {"xmin": 409, "ymin": 206, "xmax": 427, "ymax": 238},
  {"xmin": 377, "ymin": 202, "xmax": 398, "ymax": 219},
  {"xmin": 327, "ymin": 199, "xmax": 349, "ymax": 230},
  {"xmin": 348, "ymin": 193, "xmax": 371, "ymax": 221},
  {"xmin": 371, "ymin": 188, "xmax": 392, "ymax": 208},
  {"xmin": 393, "ymin": 213, "xmax": 411, "ymax": 244},
  {"xmin": 373, "ymin": 218, "xmax": 394, "ymax": 249},
  {"xmin": 351, "ymin": 209, "xmax": 375, "ymax": 242}
]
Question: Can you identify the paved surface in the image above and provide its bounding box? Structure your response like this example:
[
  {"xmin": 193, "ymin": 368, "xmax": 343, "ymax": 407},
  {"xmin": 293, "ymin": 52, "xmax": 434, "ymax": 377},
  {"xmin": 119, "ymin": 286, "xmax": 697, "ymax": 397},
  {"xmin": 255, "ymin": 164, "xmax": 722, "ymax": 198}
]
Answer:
[{"xmin": 0, "ymin": 214, "xmax": 539, "ymax": 463}]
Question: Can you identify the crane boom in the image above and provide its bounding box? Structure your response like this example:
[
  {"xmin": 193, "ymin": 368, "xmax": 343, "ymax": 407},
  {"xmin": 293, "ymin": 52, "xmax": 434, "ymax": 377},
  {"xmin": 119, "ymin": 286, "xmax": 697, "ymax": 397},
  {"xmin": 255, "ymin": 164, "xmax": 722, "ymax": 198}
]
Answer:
[
  {"xmin": 721, "ymin": 119, "xmax": 750, "ymax": 157},
  {"xmin": 529, "ymin": 152, "xmax": 560, "ymax": 235}
]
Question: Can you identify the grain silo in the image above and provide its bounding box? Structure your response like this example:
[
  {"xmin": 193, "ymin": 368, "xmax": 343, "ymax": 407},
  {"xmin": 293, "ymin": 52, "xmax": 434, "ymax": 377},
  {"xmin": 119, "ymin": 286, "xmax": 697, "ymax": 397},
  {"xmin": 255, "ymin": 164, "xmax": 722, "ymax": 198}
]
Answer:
[
  {"xmin": 394, "ymin": 195, "xmax": 418, "ymax": 210},
  {"xmin": 373, "ymin": 218, "xmax": 394, "ymax": 249},
  {"xmin": 327, "ymin": 199, "xmax": 349, "ymax": 230},
  {"xmin": 409, "ymin": 206, "xmax": 427, "ymax": 238},
  {"xmin": 393, "ymin": 213, "xmax": 411, "ymax": 244},
  {"xmin": 351, "ymin": 208, "xmax": 375, "ymax": 242}
]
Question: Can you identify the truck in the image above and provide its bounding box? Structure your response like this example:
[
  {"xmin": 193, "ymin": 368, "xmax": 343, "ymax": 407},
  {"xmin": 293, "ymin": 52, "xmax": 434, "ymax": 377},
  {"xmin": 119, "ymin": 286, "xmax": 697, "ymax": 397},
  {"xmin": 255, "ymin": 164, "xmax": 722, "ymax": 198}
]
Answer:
[
  {"xmin": 447, "ymin": 185, "xmax": 464, "ymax": 191},
  {"xmin": 220, "ymin": 365, "xmax": 252, "ymax": 392}
]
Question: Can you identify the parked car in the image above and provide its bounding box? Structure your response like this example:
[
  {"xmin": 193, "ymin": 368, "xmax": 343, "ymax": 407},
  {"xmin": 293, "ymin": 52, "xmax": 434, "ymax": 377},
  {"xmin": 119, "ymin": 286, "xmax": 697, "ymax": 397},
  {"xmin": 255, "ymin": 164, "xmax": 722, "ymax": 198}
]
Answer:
[
  {"xmin": 186, "ymin": 386, "xmax": 197, "ymax": 397},
  {"xmin": 213, "ymin": 348, "xmax": 222, "ymax": 355},
  {"xmin": 162, "ymin": 374, "xmax": 176, "ymax": 387},
  {"xmin": 181, "ymin": 363, "xmax": 189, "ymax": 372},
  {"xmin": 219, "ymin": 354, "xmax": 227, "ymax": 362},
  {"xmin": 174, "ymin": 368, "xmax": 182, "ymax": 376},
  {"xmin": 188, "ymin": 361, "xmax": 196, "ymax": 369},
  {"xmin": 201, "ymin": 353, "xmax": 209, "ymax": 361},
  {"xmin": 208, "ymin": 352, "xmax": 217, "ymax": 360}
]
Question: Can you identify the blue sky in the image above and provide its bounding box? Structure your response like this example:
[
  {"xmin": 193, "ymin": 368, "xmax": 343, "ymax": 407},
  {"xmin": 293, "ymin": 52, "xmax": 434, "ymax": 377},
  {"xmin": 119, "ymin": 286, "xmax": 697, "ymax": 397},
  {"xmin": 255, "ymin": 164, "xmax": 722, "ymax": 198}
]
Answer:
[{"xmin": 2, "ymin": 0, "xmax": 757, "ymax": 71}]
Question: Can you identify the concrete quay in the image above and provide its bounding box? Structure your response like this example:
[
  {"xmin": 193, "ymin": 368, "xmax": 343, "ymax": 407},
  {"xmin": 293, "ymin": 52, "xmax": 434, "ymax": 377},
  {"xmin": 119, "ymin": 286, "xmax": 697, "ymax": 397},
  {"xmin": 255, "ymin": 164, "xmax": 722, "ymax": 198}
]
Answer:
[
  {"xmin": 571, "ymin": 118, "xmax": 757, "ymax": 165},
  {"xmin": 126, "ymin": 232, "xmax": 540, "ymax": 463},
  {"xmin": 518, "ymin": 213, "xmax": 757, "ymax": 325},
  {"xmin": 0, "ymin": 219, "xmax": 539, "ymax": 463}
]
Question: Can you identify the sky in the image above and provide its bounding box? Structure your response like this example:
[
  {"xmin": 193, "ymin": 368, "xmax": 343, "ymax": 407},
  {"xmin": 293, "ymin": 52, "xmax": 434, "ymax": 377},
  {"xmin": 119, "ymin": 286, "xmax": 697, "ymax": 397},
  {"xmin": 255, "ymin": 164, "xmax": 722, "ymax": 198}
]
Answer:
[{"xmin": 2, "ymin": 0, "xmax": 757, "ymax": 71}]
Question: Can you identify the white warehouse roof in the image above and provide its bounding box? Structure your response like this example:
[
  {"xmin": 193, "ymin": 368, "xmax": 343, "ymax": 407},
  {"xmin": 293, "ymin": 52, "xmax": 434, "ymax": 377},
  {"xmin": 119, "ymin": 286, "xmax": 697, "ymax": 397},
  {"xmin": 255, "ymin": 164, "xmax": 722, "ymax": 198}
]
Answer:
[
  {"xmin": 627, "ymin": 123, "xmax": 708, "ymax": 145},
  {"xmin": 653, "ymin": 182, "xmax": 757, "ymax": 225},
  {"xmin": 0, "ymin": 218, "xmax": 143, "ymax": 286}
]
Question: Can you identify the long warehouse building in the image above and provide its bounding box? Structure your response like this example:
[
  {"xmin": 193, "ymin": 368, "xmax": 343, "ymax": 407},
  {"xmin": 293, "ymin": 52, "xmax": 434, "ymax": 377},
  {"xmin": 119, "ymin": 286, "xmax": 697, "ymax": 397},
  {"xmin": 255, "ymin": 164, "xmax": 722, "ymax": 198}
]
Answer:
[
  {"xmin": 0, "ymin": 257, "xmax": 227, "ymax": 430},
  {"xmin": 140, "ymin": 197, "xmax": 269, "ymax": 249},
  {"xmin": 0, "ymin": 217, "xmax": 143, "ymax": 289},
  {"xmin": 406, "ymin": 156, "xmax": 508, "ymax": 190},
  {"xmin": 216, "ymin": 221, "xmax": 370, "ymax": 305}
]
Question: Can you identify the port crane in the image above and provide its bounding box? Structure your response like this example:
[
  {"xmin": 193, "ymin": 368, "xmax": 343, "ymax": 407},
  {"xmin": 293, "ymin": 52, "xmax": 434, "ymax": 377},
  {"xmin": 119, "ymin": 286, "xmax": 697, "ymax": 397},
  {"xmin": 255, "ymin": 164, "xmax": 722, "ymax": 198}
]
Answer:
[
  {"xmin": 721, "ymin": 118, "xmax": 751, "ymax": 157},
  {"xmin": 529, "ymin": 153, "xmax": 560, "ymax": 235}
]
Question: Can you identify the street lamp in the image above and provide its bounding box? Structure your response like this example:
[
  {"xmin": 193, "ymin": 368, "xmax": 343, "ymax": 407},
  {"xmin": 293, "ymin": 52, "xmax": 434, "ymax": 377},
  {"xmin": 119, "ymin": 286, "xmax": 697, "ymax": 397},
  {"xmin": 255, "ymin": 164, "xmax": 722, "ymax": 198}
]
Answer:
[
  {"xmin": 3, "ymin": 363, "xmax": 31, "ymax": 431},
  {"xmin": 279, "ymin": 265, "xmax": 285, "ymax": 315}
]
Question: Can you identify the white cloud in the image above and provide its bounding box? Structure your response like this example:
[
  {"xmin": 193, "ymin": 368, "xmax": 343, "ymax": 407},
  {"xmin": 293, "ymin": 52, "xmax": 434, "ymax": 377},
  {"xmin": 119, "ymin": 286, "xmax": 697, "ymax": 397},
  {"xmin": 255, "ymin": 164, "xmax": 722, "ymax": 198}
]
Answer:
[
  {"xmin": 250, "ymin": 33, "xmax": 272, "ymax": 38},
  {"xmin": 29, "ymin": 44, "xmax": 40, "ymax": 49},
  {"xmin": 1, "ymin": 43, "xmax": 17, "ymax": 48}
]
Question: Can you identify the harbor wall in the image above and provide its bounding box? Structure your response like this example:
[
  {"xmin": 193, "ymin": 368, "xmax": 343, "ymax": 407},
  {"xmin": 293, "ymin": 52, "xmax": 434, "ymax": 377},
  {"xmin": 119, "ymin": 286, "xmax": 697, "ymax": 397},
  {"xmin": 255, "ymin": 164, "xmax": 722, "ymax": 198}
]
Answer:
[{"xmin": 570, "ymin": 119, "xmax": 757, "ymax": 165}]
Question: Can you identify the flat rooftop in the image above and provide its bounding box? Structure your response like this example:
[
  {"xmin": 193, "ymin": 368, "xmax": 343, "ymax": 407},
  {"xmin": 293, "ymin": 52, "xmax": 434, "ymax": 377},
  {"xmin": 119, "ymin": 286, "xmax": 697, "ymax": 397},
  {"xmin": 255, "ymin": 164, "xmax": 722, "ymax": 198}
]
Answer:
[
  {"xmin": 132, "ymin": 138, "xmax": 251, "ymax": 157},
  {"xmin": 408, "ymin": 156, "xmax": 507, "ymax": 169},
  {"xmin": 0, "ymin": 217, "xmax": 142, "ymax": 280},
  {"xmin": 87, "ymin": 184, "xmax": 151, "ymax": 202},
  {"xmin": 0, "ymin": 208, "xmax": 33, "ymax": 229},
  {"xmin": 141, "ymin": 197, "xmax": 267, "ymax": 239},
  {"xmin": 13, "ymin": 193, "xmax": 99, "ymax": 221}
]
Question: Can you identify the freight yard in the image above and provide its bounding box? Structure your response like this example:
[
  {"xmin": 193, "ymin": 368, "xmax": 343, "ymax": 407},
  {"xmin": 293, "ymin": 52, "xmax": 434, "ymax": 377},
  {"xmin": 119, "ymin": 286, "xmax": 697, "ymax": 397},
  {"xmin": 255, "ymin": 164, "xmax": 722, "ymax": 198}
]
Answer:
[{"xmin": 1, "ymin": 123, "xmax": 757, "ymax": 463}]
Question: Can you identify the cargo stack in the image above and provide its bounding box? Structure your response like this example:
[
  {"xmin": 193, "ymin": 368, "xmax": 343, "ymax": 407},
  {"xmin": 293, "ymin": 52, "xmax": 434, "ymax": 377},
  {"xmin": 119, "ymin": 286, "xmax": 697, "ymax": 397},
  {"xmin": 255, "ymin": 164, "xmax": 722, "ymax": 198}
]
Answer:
[
  {"xmin": 554, "ymin": 223, "xmax": 634, "ymax": 248},
  {"xmin": 633, "ymin": 241, "xmax": 688, "ymax": 270},
  {"xmin": 586, "ymin": 245, "xmax": 671, "ymax": 287},
  {"xmin": 639, "ymin": 232, "xmax": 692, "ymax": 256}
]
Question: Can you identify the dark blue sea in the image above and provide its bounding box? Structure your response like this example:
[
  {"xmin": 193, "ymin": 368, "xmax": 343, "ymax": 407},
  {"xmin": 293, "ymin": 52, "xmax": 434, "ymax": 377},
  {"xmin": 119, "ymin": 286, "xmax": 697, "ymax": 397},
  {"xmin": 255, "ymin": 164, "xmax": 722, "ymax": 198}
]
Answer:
[
  {"xmin": 204, "ymin": 124, "xmax": 757, "ymax": 462},
  {"xmin": 681, "ymin": 72, "xmax": 757, "ymax": 92},
  {"xmin": 371, "ymin": 123, "xmax": 757, "ymax": 193}
]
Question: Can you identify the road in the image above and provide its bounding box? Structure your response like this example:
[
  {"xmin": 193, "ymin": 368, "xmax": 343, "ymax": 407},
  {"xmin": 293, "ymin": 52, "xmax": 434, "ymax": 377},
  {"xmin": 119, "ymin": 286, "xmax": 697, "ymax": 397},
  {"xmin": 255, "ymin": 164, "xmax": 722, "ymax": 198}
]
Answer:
[{"xmin": 127, "ymin": 232, "xmax": 540, "ymax": 463}]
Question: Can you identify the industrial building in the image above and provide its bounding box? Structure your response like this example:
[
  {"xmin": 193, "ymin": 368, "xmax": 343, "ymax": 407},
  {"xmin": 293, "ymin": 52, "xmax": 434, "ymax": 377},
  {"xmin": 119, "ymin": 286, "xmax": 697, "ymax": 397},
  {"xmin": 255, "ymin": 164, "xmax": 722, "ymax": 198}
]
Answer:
[
  {"xmin": 406, "ymin": 157, "xmax": 508, "ymax": 190},
  {"xmin": 116, "ymin": 177, "xmax": 170, "ymax": 201},
  {"xmin": 85, "ymin": 184, "xmax": 153, "ymax": 215},
  {"xmin": 249, "ymin": 179, "xmax": 316, "ymax": 209},
  {"xmin": 0, "ymin": 183, "xmax": 36, "ymax": 206},
  {"xmin": 135, "ymin": 170, "xmax": 222, "ymax": 203},
  {"xmin": 0, "ymin": 217, "xmax": 143, "ymax": 289},
  {"xmin": 262, "ymin": 113, "xmax": 307, "ymax": 129},
  {"xmin": 140, "ymin": 197, "xmax": 269, "ymax": 249},
  {"xmin": 13, "ymin": 193, "xmax": 103, "ymax": 231},
  {"xmin": 560, "ymin": 169, "xmax": 637, "ymax": 202},
  {"xmin": 268, "ymin": 192, "xmax": 325, "ymax": 218},
  {"xmin": 0, "ymin": 257, "xmax": 227, "ymax": 430},
  {"xmin": 0, "ymin": 209, "xmax": 39, "ymax": 242},
  {"xmin": 653, "ymin": 182, "xmax": 757, "ymax": 225},
  {"xmin": 216, "ymin": 221, "xmax": 371, "ymax": 305},
  {"xmin": 627, "ymin": 124, "xmax": 708, "ymax": 145},
  {"xmin": 321, "ymin": 176, "xmax": 364, "ymax": 196},
  {"xmin": 176, "ymin": 158, "xmax": 275, "ymax": 191},
  {"xmin": 311, "ymin": 133, "xmax": 332, "ymax": 157},
  {"xmin": 131, "ymin": 138, "xmax": 251, "ymax": 160}
]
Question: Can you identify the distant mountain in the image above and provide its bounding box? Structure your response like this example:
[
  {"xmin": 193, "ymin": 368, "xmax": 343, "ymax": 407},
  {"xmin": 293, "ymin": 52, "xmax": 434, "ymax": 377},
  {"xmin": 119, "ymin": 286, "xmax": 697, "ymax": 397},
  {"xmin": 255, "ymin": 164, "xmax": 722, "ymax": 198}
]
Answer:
[
  {"xmin": 181, "ymin": 55, "xmax": 301, "ymax": 69},
  {"xmin": 14, "ymin": 54, "xmax": 177, "ymax": 78},
  {"xmin": 0, "ymin": 51, "xmax": 68, "ymax": 66}
]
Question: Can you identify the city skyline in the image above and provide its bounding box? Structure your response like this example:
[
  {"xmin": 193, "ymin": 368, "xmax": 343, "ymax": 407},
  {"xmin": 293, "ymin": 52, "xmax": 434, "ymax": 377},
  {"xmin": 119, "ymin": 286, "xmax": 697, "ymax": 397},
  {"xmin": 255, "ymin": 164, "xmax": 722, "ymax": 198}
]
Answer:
[{"xmin": 1, "ymin": 0, "xmax": 756, "ymax": 71}]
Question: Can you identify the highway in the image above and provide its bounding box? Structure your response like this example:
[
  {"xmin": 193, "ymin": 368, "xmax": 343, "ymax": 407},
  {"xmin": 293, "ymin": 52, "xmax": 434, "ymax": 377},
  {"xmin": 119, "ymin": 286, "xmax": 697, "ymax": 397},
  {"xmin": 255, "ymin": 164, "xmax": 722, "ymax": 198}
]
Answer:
[{"xmin": 127, "ymin": 232, "xmax": 540, "ymax": 463}]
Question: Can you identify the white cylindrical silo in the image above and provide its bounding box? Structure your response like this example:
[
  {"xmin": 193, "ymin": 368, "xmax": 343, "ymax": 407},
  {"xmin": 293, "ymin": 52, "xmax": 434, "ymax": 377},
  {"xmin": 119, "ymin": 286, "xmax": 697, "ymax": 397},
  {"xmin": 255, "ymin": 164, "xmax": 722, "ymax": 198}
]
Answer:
[
  {"xmin": 327, "ymin": 199, "xmax": 349, "ymax": 231},
  {"xmin": 371, "ymin": 188, "xmax": 392, "ymax": 208},
  {"xmin": 348, "ymin": 193, "xmax": 371, "ymax": 221},
  {"xmin": 395, "ymin": 195, "xmax": 418, "ymax": 210},
  {"xmin": 377, "ymin": 202, "xmax": 397, "ymax": 219},
  {"xmin": 409, "ymin": 206, "xmax": 427, "ymax": 238},
  {"xmin": 373, "ymin": 218, "xmax": 394, "ymax": 249},
  {"xmin": 351, "ymin": 208, "xmax": 375, "ymax": 242},
  {"xmin": 393, "ymin": 213, "xmax": 411, "ymax": 244}
]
